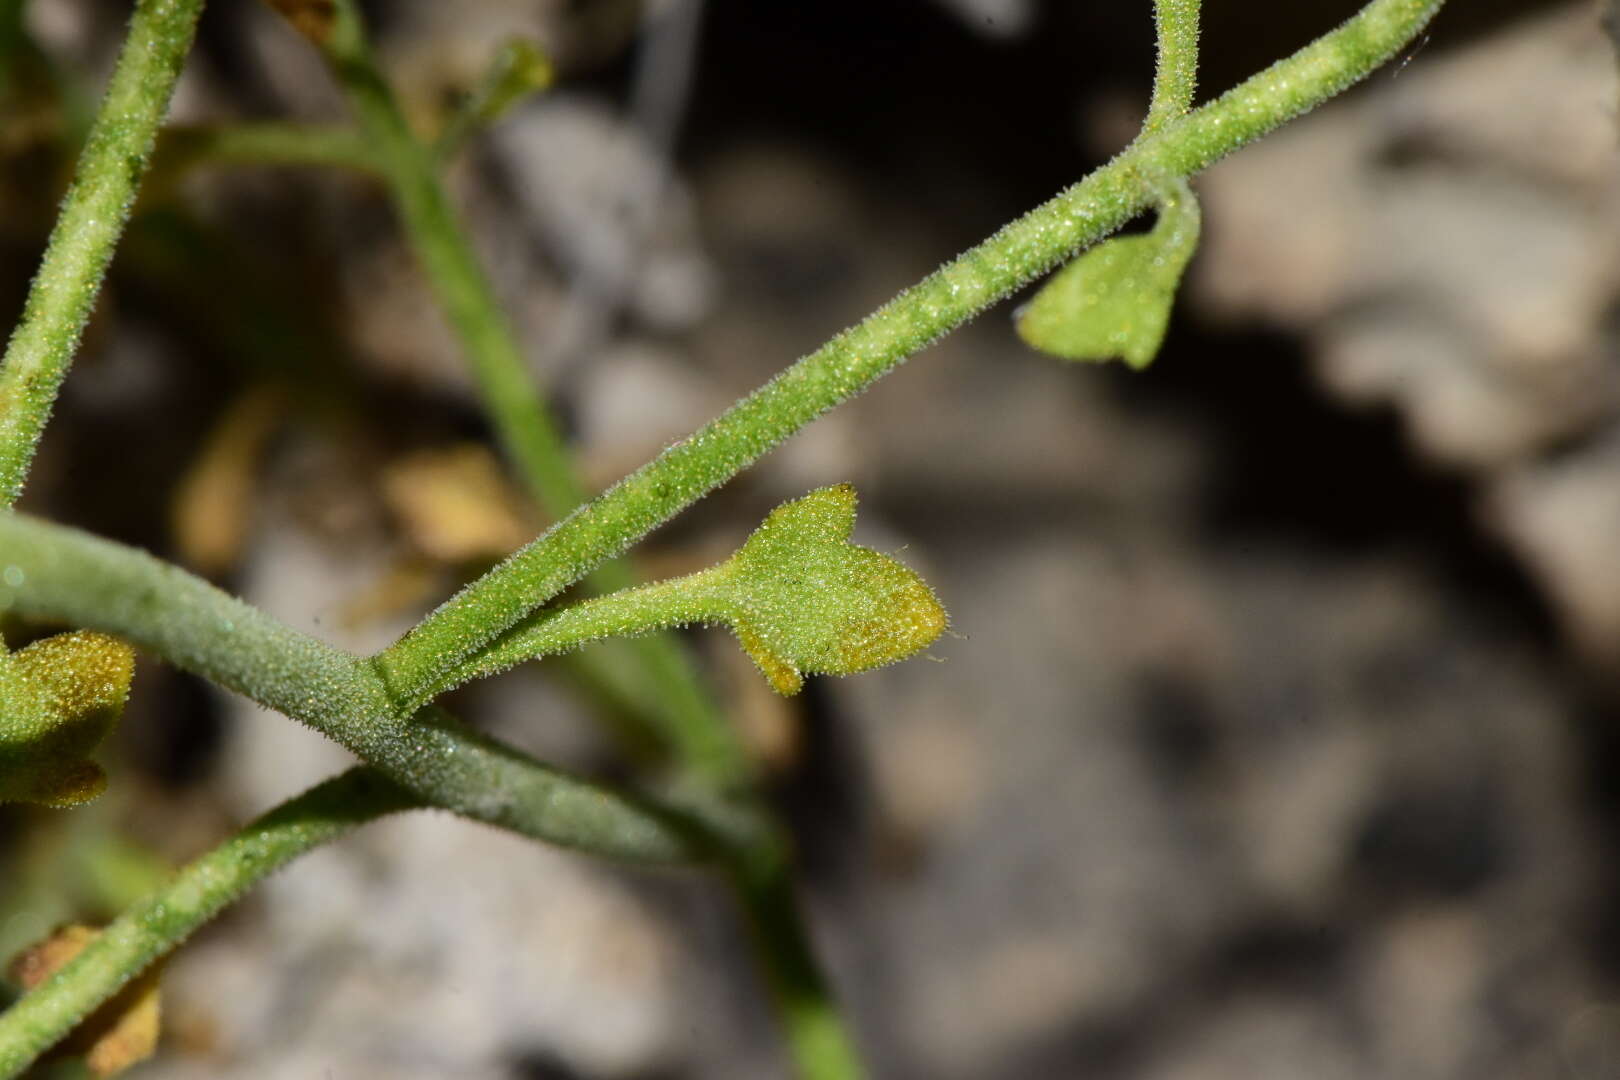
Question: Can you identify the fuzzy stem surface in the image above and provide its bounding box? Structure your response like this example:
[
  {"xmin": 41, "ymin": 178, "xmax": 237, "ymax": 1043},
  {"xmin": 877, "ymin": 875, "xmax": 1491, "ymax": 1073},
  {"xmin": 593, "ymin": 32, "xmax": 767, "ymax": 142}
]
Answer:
[
  {"xmin": 314, "ymin": 0, "xmax": 745, "ymax": 786},
  {"xmin": 1145, "ymin": 0, "xmax": 1201, "ymax": 134},
  {"xmin": 0, "ymin": 511, "xmax": 709, "ymax": 863},
  {"xmin": 0, "ymin": 0, "xmax": 206, "ymax": 507}
]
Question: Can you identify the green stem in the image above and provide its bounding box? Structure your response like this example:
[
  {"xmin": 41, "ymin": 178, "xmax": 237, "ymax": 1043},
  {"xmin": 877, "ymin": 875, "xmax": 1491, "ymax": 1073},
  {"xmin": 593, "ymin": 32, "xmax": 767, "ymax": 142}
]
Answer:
[
  {"xmin": 731, "ymin": 846, "xmax": 865, "ymax": 1080},
  {"xmin": 321, "ymin": 0, "xmax": 583, "ymax": 516},
  {"xmin": 1144, "ymin": 0, "xmax": 1201, "ymax": 134},
  {"xmin": 0, "ymin": 0, "xmax": 206, "ymax": 508},
  {"xmin": 313, "ymin": 0, "xmax": 745, "ymax": 788},
  {"xmin": 0, "ymin": 767, "xmax": 418, "ymax": 1080},
  {"xmin": 0, "ymin": 511, "xmax": 709, "ymax": 864},
  {"xmin": 150, "ymin": 123, "xmax": 378, "ymax": 178},
  {"xmin": 438, "ymin": 571, "xmax": 725, "ymax": 703},
  {"xmin": 379, "ymin": 0, "xmax": 1446, "ymax": 708}
]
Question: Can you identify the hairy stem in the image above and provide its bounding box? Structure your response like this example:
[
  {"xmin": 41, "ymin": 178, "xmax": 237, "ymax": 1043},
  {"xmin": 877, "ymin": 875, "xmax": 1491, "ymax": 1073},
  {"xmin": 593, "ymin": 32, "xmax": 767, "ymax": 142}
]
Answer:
[
  {"xmin": 1144, "ymin": 0, "xmax": 1201, "ymax": 134},
  {"xmin": 311, "ymin": 0, "xmax": 745, "ymax": 787},
  {"xmin": 438, "ymin": 572, "xmax": 725, "ymax": 702},
  {"xmin": 380, "ymin": 0, "xmax": 1446, "ymax": 707},
  {"xmin": 0, "ymin": 511, "xmax": 709, "ymax": 864},
  {"xmin": 0, "ymin": 768, "xmax": 418, "ymax": 1080},
  {"xmin": 0, "ymin": 0, "xmax": 206, "ymax": 507}
]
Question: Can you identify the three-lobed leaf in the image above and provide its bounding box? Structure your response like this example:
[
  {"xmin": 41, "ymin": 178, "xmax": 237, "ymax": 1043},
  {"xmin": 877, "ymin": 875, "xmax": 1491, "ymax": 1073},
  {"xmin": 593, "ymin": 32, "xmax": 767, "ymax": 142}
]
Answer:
[{"xmin": 713, "ymin": 484, "xmax": 948, "ymax": 695}]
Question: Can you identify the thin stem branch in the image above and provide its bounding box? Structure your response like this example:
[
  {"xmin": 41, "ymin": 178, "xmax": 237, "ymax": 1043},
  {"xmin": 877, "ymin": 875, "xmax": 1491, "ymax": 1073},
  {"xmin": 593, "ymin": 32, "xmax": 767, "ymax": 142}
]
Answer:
[
  {"xmin": 311, "ymin": 0, "xmax": 746, "ymax": 788},
  {"xmin": 0, "ymin": 0, "xmax": 206, "ymax": 507},
  {"xmin": 378, "ymin": 0, "xmax": 1447, "ymax": 709},
  {"xmin": 0, "ymin": 511, "xmax": 710, "ymax": 864},
  {"xmin": 320, "ymin": 0, "xmax": 583, "ymax": 517},
  {"xmin": 151, "ymin": 122, "xmax": 378, "ymax": 178},
  {"xmin": 0, "ymin": 768, "xmax": 418, "ymax": 1080},
  {"xmin": 1144, "ymin": 0, "xmax": 1201, "ymax": 134},
  {"xmin": 437, "ymin": 572, "xmax": 724, "ymax": 702},
  {"xmin": 731, "ymin": 848, "xmax": 866, "ymax": 1080}
]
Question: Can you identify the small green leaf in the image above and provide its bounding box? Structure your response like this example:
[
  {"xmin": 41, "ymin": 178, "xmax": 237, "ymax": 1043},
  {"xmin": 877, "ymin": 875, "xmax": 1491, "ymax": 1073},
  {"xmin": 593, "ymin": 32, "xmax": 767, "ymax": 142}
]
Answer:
[
  {"xmin": 714, "ymin": 485, "xmax": 947, "ymax": 695},
  {"xmin": 433, "ymin": 37, "xmax": 554, "ymax": 162},
  {"xmin": 0, "ymin": 631, "xmax": 135, "ymax": 807},
  {"xmin": 476, "ymin": 38, "xmax": 554, "ymax": 117},
  {"xmin": 1017, "ymin": 178, "xmax": 1201, "ymax": 370}
]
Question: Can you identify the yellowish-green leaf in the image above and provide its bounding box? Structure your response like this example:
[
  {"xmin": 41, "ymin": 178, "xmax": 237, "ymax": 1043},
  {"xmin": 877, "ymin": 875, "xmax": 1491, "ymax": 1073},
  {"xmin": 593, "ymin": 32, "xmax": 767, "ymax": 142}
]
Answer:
[
  {"xmin": 441, "ymin": 485, "xmax": 949, "ymax": 700},
  {"xmin": 475, "ymin": 37, "xmax": 554, "ymax": 117},
  {"xmin": 0, "ymin": 631, "xmax": 135, "ymax": 808},
  {"xmin": 713, "ymin": 485, "xmax": 947, "ymax": 694},
  {"xmin": 1016, "ymin": 178, "xmax": 1201, "ymax": 370}
]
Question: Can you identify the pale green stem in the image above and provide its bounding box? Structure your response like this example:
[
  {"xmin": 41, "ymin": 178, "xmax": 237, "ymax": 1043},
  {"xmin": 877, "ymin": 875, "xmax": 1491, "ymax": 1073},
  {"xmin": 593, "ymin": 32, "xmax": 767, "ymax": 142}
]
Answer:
[
  {"xmin": 0, "ymin": 0, "xmax": 206, "ymax": 507},
  {"xmin": 312, "ymin": 0, "xmax": 745, "ymax": 787},
  {"xmin": 151, "ymin": 123, "xmax": 378, "ymax": 177},
  {"xmin": 1144, "ymin": 0, "xmax": 1201, "ymax": 134},
  {"xmin": 0, "ymin": 768, "xmax": 419, "ymax": 1080},
  {"xmin": 380, "ymin": 0, "xmax": 1447, "ymax": 709},
  {"xmin": 0, "ymin": 511, "xmax": 709, "ymax": 864},
  {"xmin": 436, "ymin": 570, "xmax": 726, "ymax": 701},
  {"xmin": 321, "ymin": 0, "xmax": 583, "ymax": 515}
]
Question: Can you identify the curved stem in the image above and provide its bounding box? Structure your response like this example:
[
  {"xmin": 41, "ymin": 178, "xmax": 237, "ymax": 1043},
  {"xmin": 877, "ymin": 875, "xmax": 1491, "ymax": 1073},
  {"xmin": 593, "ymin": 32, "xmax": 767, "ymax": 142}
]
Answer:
[
  {"xmin": 0, "ymin": 511, "xmax": 709, "ymax": 864},
  {"xmin": 434, "ymin": 572, "xmax": 725, "ymax": 705},
  {"xmin": 0, "ymin": 0, "xmax": 206, "ymax": 507},
  {"xmin": 1144, "ymin": 0, "xmax": 1201, "ymax": 135},
  {"xmin": 311, "ymin": 0, "xmax": 745, "ymax": 788},
  {"xmin": 0, "ymin": 767, "xmax": 417, "ymax": 1080},
  {"xmin": 379, "ymin": 0, "xmax": 1447, "ymax": 707}
]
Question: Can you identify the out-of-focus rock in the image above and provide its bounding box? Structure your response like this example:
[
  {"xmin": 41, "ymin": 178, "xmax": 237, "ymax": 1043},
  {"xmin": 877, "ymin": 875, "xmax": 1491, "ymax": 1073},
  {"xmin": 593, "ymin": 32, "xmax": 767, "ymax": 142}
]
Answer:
[
  {"xmin": 164, "ymin": 816, "xmax": 686, "ymax": 1080},
  {"xmin": 1488, "ymin": 431, "xmax": 1620, "ymax": 670},
  {"xmin": 489, "ymin": 95, "xmax": 716, "ymax": 362},
  {"xmin": 379, "ymin": 443, "xmax": 536, "ymax": 563},
  {"xmin": 1192, "ymin": 4, "xmax": 1620, "ymax": 661},
  {"xmin": 928, "ymin": 0, "xmax": 1036, "ymax": 39}
]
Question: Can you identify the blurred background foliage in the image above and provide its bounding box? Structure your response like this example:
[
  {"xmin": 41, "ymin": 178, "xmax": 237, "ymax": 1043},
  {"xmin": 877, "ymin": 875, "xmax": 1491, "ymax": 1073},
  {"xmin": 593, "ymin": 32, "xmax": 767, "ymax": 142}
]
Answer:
[{"xmin": 4, "ymin": 1, "xmax": 1620, "ymax": 1077}]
